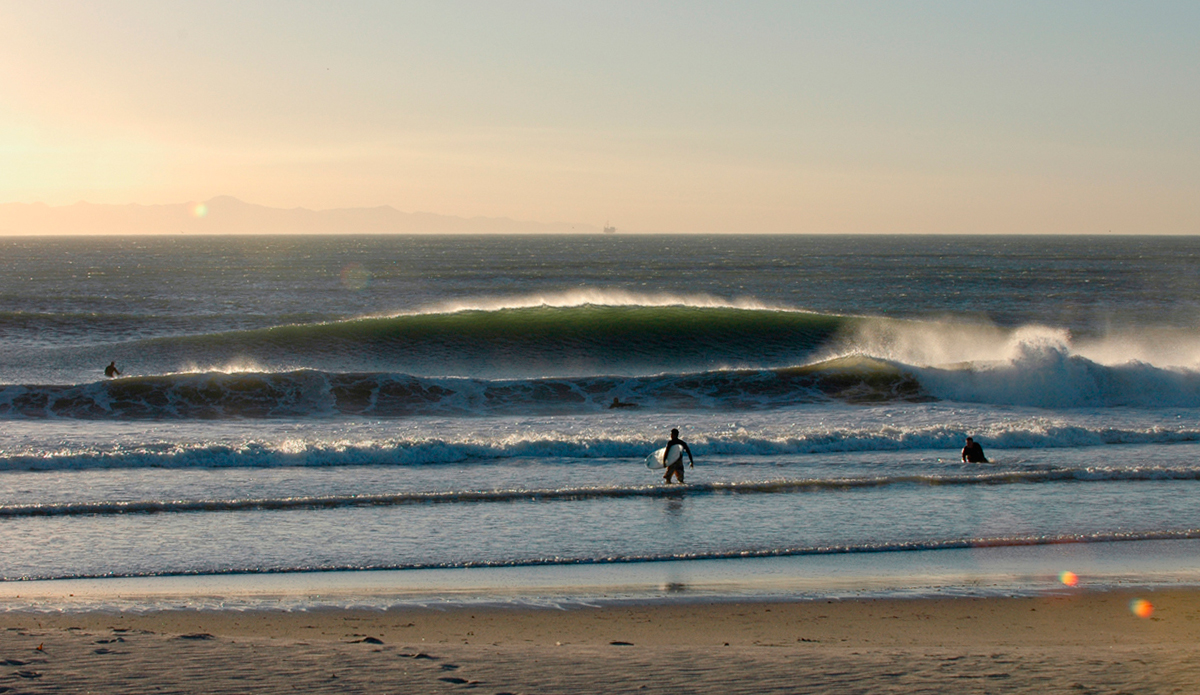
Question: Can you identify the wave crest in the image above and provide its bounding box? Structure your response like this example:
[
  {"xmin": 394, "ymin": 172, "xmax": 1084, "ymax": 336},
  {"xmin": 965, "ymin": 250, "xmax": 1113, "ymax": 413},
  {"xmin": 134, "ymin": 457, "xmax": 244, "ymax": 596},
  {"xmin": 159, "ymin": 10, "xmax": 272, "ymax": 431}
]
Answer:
[{"xmin": 415, "ymin": 289, "xmax": 787, "ymax": 314}]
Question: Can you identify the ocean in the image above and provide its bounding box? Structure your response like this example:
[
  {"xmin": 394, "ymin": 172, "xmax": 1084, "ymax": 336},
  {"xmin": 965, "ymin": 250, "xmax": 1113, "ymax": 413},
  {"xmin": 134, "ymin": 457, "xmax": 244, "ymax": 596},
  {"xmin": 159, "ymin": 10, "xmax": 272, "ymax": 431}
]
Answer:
[{"xmin": 2, "ymin": 234, "xmax": 1200, "ymax": 610}]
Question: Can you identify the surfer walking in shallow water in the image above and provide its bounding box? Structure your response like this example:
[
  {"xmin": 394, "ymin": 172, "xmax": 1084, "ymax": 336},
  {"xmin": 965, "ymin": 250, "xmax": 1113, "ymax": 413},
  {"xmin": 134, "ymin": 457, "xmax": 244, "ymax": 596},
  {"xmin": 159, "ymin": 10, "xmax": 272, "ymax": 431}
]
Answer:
[{"xmin": 663, "ymin": 428, "xmax": 694, "ymax": 484}]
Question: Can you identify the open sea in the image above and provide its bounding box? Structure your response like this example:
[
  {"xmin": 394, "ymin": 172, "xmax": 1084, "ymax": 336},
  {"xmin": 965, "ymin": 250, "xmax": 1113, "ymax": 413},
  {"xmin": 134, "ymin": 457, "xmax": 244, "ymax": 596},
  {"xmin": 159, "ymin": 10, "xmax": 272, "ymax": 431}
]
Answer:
[{"xmin": 3, "ymin": 234, "xmax": 1200, "ymax": 610}]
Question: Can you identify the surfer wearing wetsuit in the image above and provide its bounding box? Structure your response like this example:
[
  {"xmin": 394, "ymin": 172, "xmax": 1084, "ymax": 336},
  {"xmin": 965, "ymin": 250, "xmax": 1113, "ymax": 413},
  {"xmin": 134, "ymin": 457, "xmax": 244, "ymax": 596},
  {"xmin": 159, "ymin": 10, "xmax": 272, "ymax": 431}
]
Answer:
[
  {"xmin": 961, "ymin": 437, "xmax": 988, "ymax": 463},
  {"xmin": 104, "ymin": 361, "xmax": 121, "ymax": 378},
  {"xmin": 663, "ymin": 428, "xmax": 694, "ymax": 484}
]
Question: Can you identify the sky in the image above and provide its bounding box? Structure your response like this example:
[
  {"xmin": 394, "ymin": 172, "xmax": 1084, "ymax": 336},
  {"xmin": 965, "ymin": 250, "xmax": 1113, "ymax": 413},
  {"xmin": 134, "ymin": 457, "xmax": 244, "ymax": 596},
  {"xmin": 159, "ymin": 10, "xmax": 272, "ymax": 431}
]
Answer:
[{"xmin": 2, "ymin": 0, "xmax": 1198, "ymax": 234}]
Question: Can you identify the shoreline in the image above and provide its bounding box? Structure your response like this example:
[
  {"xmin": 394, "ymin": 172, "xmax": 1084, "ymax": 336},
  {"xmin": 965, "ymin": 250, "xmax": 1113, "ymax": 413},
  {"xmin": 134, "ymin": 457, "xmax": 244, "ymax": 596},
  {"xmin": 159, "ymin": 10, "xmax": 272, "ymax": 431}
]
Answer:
[
  {"xmin": 4, "ymin": 542, "xmax": 1199, "ymax": 692},
  {"xmin": 2, "ymin": 590, "xmax": 1198, "ymax": 693},
  {"xmin": 4, "ymin": 538, "xmax": 1199, "ymax": 613},
  {"xmin": 5, "ymin": 589, "xmax": 1193, "ymax": 647}
]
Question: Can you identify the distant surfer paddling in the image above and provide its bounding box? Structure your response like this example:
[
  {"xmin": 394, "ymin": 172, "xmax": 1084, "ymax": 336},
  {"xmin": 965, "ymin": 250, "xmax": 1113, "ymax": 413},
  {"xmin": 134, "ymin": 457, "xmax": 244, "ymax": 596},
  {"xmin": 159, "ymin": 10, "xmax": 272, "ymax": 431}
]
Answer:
[
  {"xmin": 609, "ymin": 397, "xmax": 638, "ymax": 409},
  {"xmin": 104, "ymin": 361, "xmax": 121, "ymax": 378},
  {"xmin": 961, "ymin": 436, "xmax": 988, "ymax": 463},
  {"xmin": 662, "ymin": 428, "xmax": 694, "ymax": 484}
]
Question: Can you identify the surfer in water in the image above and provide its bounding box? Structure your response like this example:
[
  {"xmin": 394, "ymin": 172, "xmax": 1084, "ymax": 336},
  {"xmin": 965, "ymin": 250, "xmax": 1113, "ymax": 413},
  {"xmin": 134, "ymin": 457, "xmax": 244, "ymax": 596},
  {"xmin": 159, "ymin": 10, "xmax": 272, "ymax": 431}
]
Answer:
[
  {"xmin": 663, "ymin": 428, "xmax": 694, "ymax": 484},
  {"xmin": 609, "ymin": 397, "xmax": 638, "ymax": 409},
  {"xmin": 104, "ymin": 361, "xmax": 121, "ymax": 378},
  {"xmin": 961, "ymin": 436, "xmax": 988, "ymax": 463}
]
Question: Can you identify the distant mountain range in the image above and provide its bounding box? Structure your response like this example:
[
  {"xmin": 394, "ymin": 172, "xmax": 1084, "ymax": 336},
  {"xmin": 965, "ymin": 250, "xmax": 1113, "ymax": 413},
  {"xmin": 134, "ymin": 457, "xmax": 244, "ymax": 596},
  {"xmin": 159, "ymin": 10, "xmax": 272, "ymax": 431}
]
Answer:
[{"xmin": 0, "ymin": 196, "xmax": 602, "ymax": 235}]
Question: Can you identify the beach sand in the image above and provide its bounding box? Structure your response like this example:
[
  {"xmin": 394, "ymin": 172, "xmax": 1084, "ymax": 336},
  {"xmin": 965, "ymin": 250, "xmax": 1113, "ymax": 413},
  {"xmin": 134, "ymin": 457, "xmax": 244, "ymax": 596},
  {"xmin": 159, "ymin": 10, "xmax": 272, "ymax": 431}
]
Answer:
[{"xmin": 2, "ymin": 590, "xmax": 1199, "ymax": 693}]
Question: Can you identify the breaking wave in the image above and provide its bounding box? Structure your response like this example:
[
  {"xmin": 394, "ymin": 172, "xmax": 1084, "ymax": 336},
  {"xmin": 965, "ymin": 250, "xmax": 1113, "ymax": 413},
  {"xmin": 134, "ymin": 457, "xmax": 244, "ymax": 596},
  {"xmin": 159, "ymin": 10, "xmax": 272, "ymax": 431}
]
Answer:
[
  {"xmin": 0, "ymin": 357, "xmax": 925, "ymax": 420},
  {"xmin": 9, "ymin": 301, "xmax": 1200, "ymax": 416},
  {"xmin": 1, "ymin": 421, "xmax": 1198, "ymax": 472}
]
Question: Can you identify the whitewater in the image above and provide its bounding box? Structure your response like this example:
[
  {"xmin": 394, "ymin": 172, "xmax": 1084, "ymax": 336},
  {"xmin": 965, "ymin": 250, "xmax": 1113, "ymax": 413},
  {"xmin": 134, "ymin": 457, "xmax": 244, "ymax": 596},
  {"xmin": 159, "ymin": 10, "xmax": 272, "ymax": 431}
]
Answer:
[{"xmin": 2, "ymin": 233, "xmax": 1199, "ymax": 607}]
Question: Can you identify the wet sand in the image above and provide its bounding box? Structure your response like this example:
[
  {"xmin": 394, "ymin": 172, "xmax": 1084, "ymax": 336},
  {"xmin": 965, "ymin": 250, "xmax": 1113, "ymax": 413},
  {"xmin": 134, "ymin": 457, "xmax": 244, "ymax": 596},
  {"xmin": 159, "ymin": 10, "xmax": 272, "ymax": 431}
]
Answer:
[{"xmin": 2, "ymin": 589, "xmax": 1199, "ymax": 693}]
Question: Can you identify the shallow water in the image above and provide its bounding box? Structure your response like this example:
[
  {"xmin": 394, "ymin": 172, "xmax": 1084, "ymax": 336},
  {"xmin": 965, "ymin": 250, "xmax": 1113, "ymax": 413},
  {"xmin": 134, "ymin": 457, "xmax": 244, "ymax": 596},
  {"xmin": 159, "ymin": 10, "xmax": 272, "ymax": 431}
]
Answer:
[{"xmin": 2, "ymin": 235, "xmax": 1199, "ymax": 603}]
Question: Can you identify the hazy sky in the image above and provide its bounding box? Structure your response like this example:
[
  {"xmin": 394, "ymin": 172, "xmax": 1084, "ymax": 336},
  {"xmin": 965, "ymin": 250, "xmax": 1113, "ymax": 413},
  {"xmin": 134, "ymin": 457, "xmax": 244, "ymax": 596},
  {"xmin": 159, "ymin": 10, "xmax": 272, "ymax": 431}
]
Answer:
[{"xmin": 2, "ymin": 1, "xmax": 1198, "ymax": 233}]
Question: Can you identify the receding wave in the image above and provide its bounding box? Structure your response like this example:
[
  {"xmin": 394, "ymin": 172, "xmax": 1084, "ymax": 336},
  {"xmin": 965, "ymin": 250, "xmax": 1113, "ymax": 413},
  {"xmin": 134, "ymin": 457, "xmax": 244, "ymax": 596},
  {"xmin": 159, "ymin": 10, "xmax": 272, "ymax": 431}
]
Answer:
[
  {"xmin": 13, "ymin": 530, "xmax": 1200, "ymax": 581},
  {"xmin": 6, "ymin": 468, "xmax": 1200, "ymax": 518}
]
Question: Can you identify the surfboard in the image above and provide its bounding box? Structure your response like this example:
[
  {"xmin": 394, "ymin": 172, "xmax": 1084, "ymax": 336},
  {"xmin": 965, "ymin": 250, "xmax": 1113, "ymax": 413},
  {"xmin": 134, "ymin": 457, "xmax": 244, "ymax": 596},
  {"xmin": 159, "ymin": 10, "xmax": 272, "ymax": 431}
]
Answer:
[{"xmin": 645, "ymin": 444, "xmax": 683, "ymax": 469}]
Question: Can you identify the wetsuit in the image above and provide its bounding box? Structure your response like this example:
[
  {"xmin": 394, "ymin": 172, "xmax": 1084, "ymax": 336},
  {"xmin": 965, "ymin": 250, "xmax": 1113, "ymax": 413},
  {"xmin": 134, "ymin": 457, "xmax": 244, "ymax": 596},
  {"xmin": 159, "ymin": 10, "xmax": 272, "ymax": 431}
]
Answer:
[
  {"xmin": 663, "ymin": 436, "xmax": 694, "ymax": 483},
  {"xmin": 961, "ymin": 441, "xmax": 988, "ymax": 463}
]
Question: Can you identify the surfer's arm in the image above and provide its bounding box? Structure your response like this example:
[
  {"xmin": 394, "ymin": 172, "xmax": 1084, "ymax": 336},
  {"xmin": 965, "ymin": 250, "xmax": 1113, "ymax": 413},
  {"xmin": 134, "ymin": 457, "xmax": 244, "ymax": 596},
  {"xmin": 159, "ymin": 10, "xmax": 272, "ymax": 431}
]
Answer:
[{"xmin": 683, "ymin": 443, "xmax": 694, "ymax": 466}]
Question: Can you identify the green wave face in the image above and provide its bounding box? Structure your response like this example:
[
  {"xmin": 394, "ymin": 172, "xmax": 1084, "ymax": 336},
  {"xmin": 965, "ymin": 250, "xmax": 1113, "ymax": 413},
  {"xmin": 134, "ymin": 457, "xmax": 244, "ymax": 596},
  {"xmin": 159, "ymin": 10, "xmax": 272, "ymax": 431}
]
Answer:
[{"xmin": 132, "ymin": 305, "xmax": 855, "ymax": 378}]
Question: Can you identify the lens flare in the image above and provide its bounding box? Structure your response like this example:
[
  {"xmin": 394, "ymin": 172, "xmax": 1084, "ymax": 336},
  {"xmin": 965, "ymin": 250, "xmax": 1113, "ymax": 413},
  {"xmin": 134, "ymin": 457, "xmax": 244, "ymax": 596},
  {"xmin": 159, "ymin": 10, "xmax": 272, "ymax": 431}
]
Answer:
[
  {"xmin": 340, "ymin": 263, "xmax": 371, "ymax": 291},
  {"xmin": 1130, "ymin": 598, "xmax": 1154, "ymax": 618},
  {"xmin": 192, "ymin": 203, "xmax": 208, "ymax": 218},
  {"xmin": 1059, "ymin": 570, "xmax": 1078, "ymax": 587}
]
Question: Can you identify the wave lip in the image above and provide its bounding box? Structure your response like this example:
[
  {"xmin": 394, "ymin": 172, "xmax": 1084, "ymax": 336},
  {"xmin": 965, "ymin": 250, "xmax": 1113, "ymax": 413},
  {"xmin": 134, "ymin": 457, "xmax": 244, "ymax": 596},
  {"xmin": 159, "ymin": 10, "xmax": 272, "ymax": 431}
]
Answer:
[{"xmin": 415, "ymin": 289, "xmax": 790, "ymax": 314}]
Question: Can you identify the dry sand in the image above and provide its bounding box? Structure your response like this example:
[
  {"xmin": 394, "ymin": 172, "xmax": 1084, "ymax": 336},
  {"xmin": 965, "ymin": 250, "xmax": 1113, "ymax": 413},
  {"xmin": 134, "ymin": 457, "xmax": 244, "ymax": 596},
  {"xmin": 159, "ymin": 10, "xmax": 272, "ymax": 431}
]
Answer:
[{"xmin": 2, "ymin": 589, "xmax": 1199, "ymax": 693}]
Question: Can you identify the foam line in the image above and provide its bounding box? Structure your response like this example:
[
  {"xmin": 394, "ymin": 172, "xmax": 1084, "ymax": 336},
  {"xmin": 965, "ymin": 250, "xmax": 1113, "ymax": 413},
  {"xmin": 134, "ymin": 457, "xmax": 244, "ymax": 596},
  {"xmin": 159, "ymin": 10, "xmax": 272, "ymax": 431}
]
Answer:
[{"xmin": 7, "ymin": 468, "xmax": 1200, "ymax": 518}]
